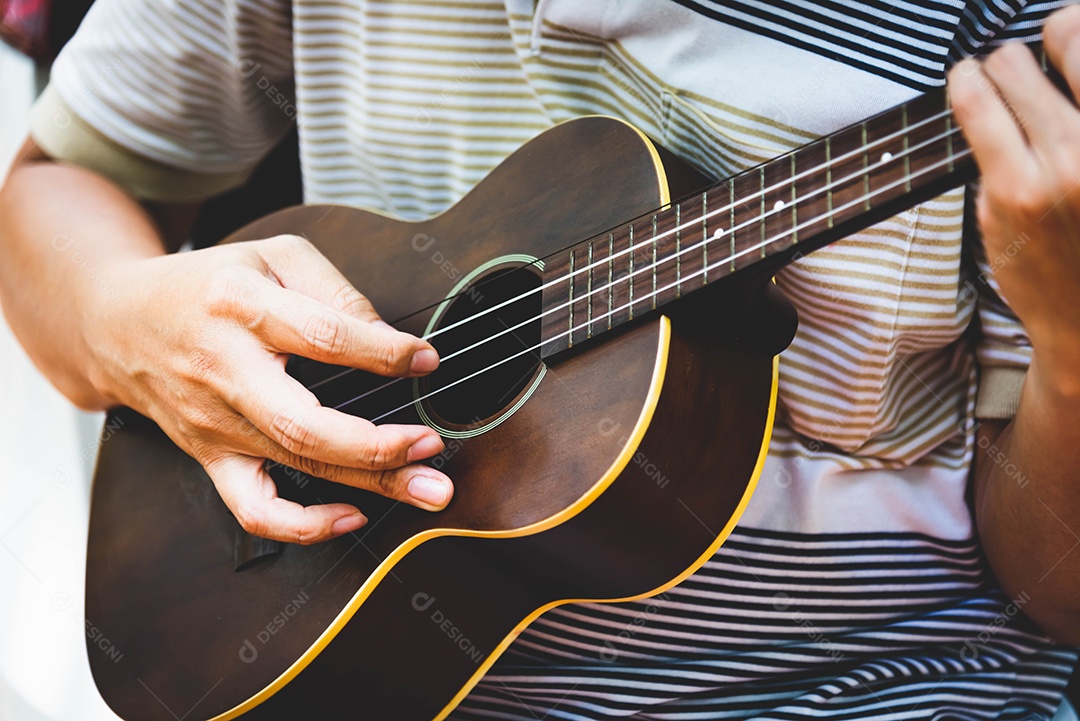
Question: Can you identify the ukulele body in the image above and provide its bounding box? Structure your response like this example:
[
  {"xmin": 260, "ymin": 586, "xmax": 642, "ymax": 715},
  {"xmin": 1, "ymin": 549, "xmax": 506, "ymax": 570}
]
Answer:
[{"xmin": 86, "ymin": 117, "xmax": 782, "ymax": 720}]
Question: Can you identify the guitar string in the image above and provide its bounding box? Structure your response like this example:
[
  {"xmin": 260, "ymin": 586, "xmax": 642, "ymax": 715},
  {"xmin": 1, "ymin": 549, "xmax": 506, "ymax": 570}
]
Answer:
[
  {"xmin": 307, "ymin": 122, "xmax": 969, "ymax": 415},
  {"xmin": 305, "ymin": 103, "xmax": 960, "ymax": 393},
  {"xmin": 338, "ymin": 146, "xmax": 973, "ymax": 424},
  {"xmin": 326, "ymin": 123, "xmax": 968, "ymax": 416}
]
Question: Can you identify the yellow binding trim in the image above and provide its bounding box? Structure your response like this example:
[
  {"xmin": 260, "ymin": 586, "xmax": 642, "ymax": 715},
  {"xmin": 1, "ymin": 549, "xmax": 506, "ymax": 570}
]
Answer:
[
  {"xmin": 210, "ymin": 117, "xmax": 679, "ymax": 721},
  {"xmin": 212, "ymin": 316, "xmax": 674, "ymax": 721},
  {"xmin": 433, "ymin": 354, "xmax": 778, "ymax": 721}
]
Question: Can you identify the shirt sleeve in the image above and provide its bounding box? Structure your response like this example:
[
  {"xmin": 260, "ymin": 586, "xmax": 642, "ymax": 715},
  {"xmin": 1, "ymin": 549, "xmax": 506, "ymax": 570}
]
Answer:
[
  {"xmin": 29, "ymin": 0, "xmax": 294, "ymax": 202},
  {"xmin": 967, "ymin": 213, "xmax": 1033, "ymax": 421}
]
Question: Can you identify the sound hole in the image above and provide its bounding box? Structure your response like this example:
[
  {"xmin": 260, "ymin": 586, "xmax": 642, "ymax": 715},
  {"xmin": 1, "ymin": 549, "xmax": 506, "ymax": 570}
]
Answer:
[{"xmin": 421, "ymin": 265, "xmax": 543, "ymax": 428}]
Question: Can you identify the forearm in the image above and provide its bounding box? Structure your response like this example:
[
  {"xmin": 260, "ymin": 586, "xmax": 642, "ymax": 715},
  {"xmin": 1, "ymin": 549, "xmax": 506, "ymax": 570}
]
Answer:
[
  {"xmin": 0, "ymin": 139, "xmax": 452, "ymax": 544},
  {"xmin": 0, "ymin": 141, "xmax": 172, "ymax": 409},
  {"xmin": 975, "ymin": 355, "xmax": 1080, "ymax": 644}
]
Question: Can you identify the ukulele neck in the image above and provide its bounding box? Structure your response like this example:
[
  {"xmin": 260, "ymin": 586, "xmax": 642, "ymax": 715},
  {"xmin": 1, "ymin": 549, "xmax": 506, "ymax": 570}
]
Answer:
[
  {"xmin": 538, "ymin": 82, "xmax": 976, "ymax": 358},
  {"xmin": 538, "ymin": 44, "xmax": 1063, "ymax": 358}
]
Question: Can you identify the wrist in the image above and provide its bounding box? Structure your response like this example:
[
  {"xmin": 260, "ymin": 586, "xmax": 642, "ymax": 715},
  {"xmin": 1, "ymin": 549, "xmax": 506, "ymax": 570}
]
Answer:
[
  {"xmin": 78, "ymin": 257, "xmax": 148, "ymax": 410},
  {"xmin": 1023, "ymin": 348, "xmax": 1080, "ymax": 416}
]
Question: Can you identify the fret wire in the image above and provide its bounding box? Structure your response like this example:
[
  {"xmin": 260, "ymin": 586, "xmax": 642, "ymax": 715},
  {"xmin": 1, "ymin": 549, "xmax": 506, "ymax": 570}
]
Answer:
[
  {"xmin": 790, "ymin": 152, "xmax": 799, "ymax": 244},
  {"xmin": 759, "ymin": 166, "xmax": 766, "ymax": 259},
  {"xmin": 675, "ymin": 202, "xmax": 682, "ymax": 297},
  {"xmin": 361, "ymin": 145, "xmax": 977, "ymax": 424},
  {"xmin": 651, "ymin": 214, "xmax": 658, "ymax": 309},
  {"xmin": 600, "ymin": 147, "xmax": 970, "ymax": 338},
  {"xmin": 628, "ymin": 223, "xmax": 635, "ymax": 319},
  {"xmin": 326, "ymin": 68, "xmax": 1076, "ymax": 417},
  {"xmin": 702, "ymin": 191, "xmax": 709, "ymax": 284},
  {"xmin": 825, "ymin": 136, "xmax": 834, "ymax": 228},
  {"xmin": 523, "ymin": 108, "xmax": 969, "ymax": 352},
  {"xmin": 521, "ymin": 104, "xmax": 954, "ymax": 336},
  {"xmin": 568, "ymin": 248, "xmax": 575, "ymax": 347},
  {"xmin": 505, "ymin": 121, "xmax": 970, "ymax": 359},
  {"xmin": 501, "ymin": 101, "xmax": 959, "ymax": 351},
  {"xmin": 550, "ymin": 115, "xmax": 962, "ymax": 341},
  {"xmin": 861, "ymin": 122, "xmax": 870, "ymax": 212},
  {"xmin": 902, "ymin": 104, "xmax": 911, "ymax": 193},
  {"xmin": 586, "ymin": 240, "xmax": 594, "ymax": 338},
  {"xmin": 729, "ymin": 181, "xmax": 735, "ymax": 272},
  {"xmin": 607, "ymin": 232, "xmax": 614, "ymax": 330},
  {"xmin": 332, "ymin": 132, "xmax": 973, "ymax": 415}
]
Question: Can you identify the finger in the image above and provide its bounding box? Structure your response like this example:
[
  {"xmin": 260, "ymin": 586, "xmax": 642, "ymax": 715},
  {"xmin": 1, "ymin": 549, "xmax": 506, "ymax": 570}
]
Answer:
[
  {"xmin": 206, "ymin": 454, "xmax": 367, "ymax": 544},
  {"xmin": 980, "ymin": 42, "xmax": 1077, "ymax": 157},
  {"xmin": 254, "ymin": 279, "xmax": 439, "ymax": 376},
  {"xmin": 948, "ymin": 57, "xmax": 1036, "ymax": 180},
  {"xmin": 224, "ymin": 358, "xmax": 446, "ymax": 470},
  {"xmin": 1044, "ymin": 4, "xmax": 1080, "ymax": 102},
  {"xmin": 201, "ymin": 381, "xmax": 455, "ymax": 509},
  {"xmin": 261, "ymin": 450, "xmax": 454, "ymax": 511},
  {"xmin": 213, "ymin": 412, "xmax": 454, "ymax": 510},
  {"xmin": 257, "ymin": 235, "xmax": 382, "ymax": 322}
]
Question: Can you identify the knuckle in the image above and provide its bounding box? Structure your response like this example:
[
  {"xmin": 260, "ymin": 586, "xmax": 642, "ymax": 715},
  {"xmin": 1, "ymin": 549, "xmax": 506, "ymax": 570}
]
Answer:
[
  {"xmin": 948, "ymin": 81, "xmax": 979, "ymax": 119},
  {"xmin": 187, "ymin": 436, "xmax": 219, "ymax": 465},
  {"xmin": 367, "ymin": 468, "xmax": 399, "ymax": 497},
  {"xmin": 294, "ymin": 525, "xmax": 324, "ymax": 546},
  {"xmin": 302, "ymin": 313, "xmax": 349, "ymax": 357},
  {"xmin": 185, "ymin": 349, "xmax": 220, "ymax": 384},
  {"xmin": 1009, "ymin": 184, "xmax": 1051, "ymax": 219},
  {"xmin": 275, "ymin": 234, "xmax": 313, "ymax": 253},
  {"xmin": 292, "ymin": 455, "xmax": 341, "ymax": 483},
  {"xmin": 269, "ymin": 407, "xmax": 318, "ymax": 456},
  {"xmin": 364, "ymin": 434, "xmax": 396, "ymax": 470},
  {"xmin": 984, "ymin": 43, "xmax": 1028, "ymax": 80},
  {"xmin": 380, "ymin": 340, "xmax": 407, "ymax": 375},
  {"xmin": 234, "ymin": 503, "xmax": 268, "ymax": 539},
  {"xmin": 982, "ymin": 173, "xmax": 1047, "ymax": 221},
  {"xmin": 333, "ymin": 284, "xmax": 370, "ymax": 317},
  {"xmin": 203, "ymin": 268, "xmax": 259, "ymax": 322},
  {"xmin": 287, "ymin": 234, "xmax": 315, "ymax": 252},
  {"xmin": 989, "ymin": 43, "xmax": 1023, "ymax": 69},
  {"xmin": 271, "ymin": 234, "xmax": 316, "ymax": 264},
  {"xmin": 182, "ymin": 405, "xmax": 227, "ymax": 437},
  {"xmin": 288, "ymin": 452, "xmax": 319, "ymax": 476}
]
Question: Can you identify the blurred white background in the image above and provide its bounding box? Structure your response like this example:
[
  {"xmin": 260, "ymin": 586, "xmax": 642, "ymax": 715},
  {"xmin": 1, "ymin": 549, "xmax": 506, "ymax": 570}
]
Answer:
[{"xmin": 0, "ymin": 41, "xmax": 119, "ymax": 721}]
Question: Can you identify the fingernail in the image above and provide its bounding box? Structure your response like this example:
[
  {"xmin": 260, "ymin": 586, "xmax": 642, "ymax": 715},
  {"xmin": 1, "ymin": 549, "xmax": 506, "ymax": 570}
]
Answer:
[
  {"xmin": 407, "ymin": 434, "xmax": 444, "ymax": 463},
  {"xmin": 411, "ymin": 349, "xmax": 440, "ymax": 373},
  {"xmin": 408, "ymin": 473, "xmax": 451, "ymax": 508},
  {"xmin": 332, "ymin": 512, "xmax": 367, "ymax": 535}
]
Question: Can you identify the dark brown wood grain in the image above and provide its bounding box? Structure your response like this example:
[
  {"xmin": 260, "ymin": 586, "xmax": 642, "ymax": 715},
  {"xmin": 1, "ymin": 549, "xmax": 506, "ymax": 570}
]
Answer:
[
  {"xmin": 86, "ymin": 116, "xmax": 776, "ymax": 721},
  {"xmin": 86, "ymin": 79, "xmax": 993, "ymax": 717}
]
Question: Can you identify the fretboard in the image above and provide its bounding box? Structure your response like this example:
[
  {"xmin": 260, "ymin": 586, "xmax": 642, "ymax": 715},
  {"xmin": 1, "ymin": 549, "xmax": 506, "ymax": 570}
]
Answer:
[{"xmin": 539, "ymin": 84, "xmax": 975, "ymax": 358}]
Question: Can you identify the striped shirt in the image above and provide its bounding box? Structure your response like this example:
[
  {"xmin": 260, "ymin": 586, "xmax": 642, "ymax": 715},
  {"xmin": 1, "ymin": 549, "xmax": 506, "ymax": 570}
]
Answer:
[{"xmin": 30, "ymin": 0, "xmax": 1078, "ymax": 718}]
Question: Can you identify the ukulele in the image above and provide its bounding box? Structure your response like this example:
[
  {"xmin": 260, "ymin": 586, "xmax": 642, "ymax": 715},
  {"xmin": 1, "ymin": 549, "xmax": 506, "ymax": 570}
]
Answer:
[{"xmin": 86, "ymin": 80, "xmax": 981, "ymax": 720}]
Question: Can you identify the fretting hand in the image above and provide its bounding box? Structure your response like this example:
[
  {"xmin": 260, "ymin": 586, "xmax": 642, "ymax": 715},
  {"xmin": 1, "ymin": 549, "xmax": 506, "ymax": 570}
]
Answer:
[{"xmin": 948, "ymin": 7, "xmax": 1080, "ymax": 388}]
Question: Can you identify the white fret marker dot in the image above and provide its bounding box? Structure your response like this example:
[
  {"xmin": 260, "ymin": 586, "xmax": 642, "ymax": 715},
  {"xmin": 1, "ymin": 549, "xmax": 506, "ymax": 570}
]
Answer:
[
  {"xmin": 712, "ymin": 228, "xmax": 725, "ymax": 240},
  {"xmin": 773, "ymin": 200, "xmax": 785, "ymax": 211},
  {"xmin": 881, "ymin": 151, "xmax": 893, "ymax": 163}
]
